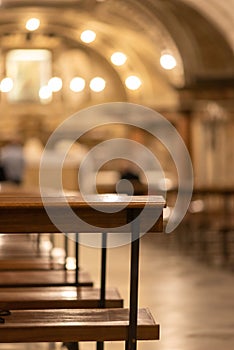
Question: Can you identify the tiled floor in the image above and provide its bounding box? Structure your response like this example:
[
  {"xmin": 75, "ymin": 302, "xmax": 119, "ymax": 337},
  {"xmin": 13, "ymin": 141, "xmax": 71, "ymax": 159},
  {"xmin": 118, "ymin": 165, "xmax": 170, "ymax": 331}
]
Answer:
[{"xmin": 1, "ymin": 233, "xmax": 234, "ymax": 350}]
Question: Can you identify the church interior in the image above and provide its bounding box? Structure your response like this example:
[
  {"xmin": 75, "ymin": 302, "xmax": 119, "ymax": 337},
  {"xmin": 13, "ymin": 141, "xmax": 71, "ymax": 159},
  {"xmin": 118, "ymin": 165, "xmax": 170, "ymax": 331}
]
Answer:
[{"xmin": 0, "ymin": 1, "xmax": 233, "ymax": 350}]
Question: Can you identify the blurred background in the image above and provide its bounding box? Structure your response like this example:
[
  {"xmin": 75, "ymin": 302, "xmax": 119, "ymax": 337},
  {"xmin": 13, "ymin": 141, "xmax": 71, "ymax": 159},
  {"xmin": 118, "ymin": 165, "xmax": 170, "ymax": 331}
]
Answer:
[
  {"xmin": 0, "ymin": 2, "xmax": 234, "ymax": 349},
  {"xmin": 0, "ymin": 0, "xmax": 233, "ymax": 190}
]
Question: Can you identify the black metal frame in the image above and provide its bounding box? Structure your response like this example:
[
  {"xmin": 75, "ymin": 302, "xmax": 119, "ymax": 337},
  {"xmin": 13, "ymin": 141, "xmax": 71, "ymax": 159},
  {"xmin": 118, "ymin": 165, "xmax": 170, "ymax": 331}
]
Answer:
[
  {"xmin": 98, "ymin": 209, "xmax": 141, "ymax": 350},
  {"xmin": 67, "ymin": 208, "xmax": 142, "ymax": 350}
]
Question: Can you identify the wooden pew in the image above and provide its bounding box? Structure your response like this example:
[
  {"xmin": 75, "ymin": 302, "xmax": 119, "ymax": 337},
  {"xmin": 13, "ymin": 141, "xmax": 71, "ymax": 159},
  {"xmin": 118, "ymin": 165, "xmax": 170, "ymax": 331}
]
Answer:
[
  {"xmin": 0, "ymin": 194, "xmax": 165, "ymax": 349},
  {"xmin": 0, "ymin": 233, "xmax": 60, "ymax": 270},
  {"xmin": 0, "ymin": 222, "xmax": 123, "ymax": 320},
  {"xmin": 0, "ymin": 308, "xmax": 159, "ymax": 343},
  {"xmin": 0, "ymin": 286, "xmax": 123, "ymax": 309},
  {"xmin": 0, "ymin": 190, "xmax": 123, "ymax": 339},
  {"xmin": 0, "ymin": 270, "xmax": 93, "ymax": 287},
  {"xmin": 0, "ymin": 185, "xmax": 89, "ymax": 278},
  {"xmin": 0, "ymin": 233, "xmax": 93, "ymax": 287},
  {"xmin": 174, "ymin": 186, "xmax": 234, "ymax": 268},
  {"xmin": 0, "ymin": 189, "xmax": 125, "ymax": 349}
]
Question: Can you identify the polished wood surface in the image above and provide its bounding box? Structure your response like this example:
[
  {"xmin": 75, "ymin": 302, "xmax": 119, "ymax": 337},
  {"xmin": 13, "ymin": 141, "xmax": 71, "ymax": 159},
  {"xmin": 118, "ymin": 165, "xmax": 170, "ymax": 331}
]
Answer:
[
  {"xmin": 0, "ymin": 259, "xmax": 62, "ymax": 270},
  {"xmin": 0, "ymin": 270, "xmax": 93, "ymax": 287},
  {"xmin": 0, "ymin": 192, "xmax": 163, "ymax": 345},
  {"xmin": 0, "ymin": 194, "xmax": 165, "ymax": 233},
  {"xmin": 0, "ymin": 308, "xmax": 159, "ymax": 342},
  {"xmin": 0, "ymin": 244, "xmax": 44, "ymax": 258},
  {"xmin": 0, "ymin": 194, "xmax": 165, "ymax": 208},
  {"xmin": 0, "ymin": 286, "xmax": 123, "ymax": 309}
]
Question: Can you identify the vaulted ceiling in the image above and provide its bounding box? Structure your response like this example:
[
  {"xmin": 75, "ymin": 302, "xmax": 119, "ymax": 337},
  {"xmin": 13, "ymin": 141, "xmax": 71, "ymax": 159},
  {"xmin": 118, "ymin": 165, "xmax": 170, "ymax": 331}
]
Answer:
[{"xmin": 0, "ymin": 0, "xmax": 233, "ymax": 110}]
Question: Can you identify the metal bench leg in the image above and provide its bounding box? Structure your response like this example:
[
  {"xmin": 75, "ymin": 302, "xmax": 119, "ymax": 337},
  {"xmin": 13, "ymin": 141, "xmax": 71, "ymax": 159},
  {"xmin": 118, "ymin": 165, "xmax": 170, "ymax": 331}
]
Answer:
[
  {"xmin": 126, "ymin": 210, "xmax": 140, "ymax": 350},
  {"xmin": 62, "ymin": 342, "xmax": 79, "ymax": 350},
  {"xmin": 75, "ymin": 233, "xmax": 79, "ymax": 285},
  {"xmin": 97, "ymin": 232, "xmax": 107, "ymax": 350}
]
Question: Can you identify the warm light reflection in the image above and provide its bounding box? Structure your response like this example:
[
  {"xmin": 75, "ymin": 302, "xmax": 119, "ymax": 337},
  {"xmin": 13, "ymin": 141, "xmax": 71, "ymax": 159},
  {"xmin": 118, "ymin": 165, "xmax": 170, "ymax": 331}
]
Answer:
[
  {"xmin": 51, "ymin": 247, "xmax": 65, "ymax": 258},
  {"xmin": 0, "ymin": 234, "xmax": 6, "ymax": 244},
  {"xmin": 80, "ymin": 30, "xmax": 96, "ymax": 43},
  {"xmin": 0, "ymin": 77, "xmax": 13, "ymax": 92},
  {"xmin": 61, "ymin": 291, "xmax": 77, "ymax": 298},
  {"xmin": 70, "ymin": 77, "xmax": 86, "ymax": 92},
  {"xmin": 160, "ymin": 53, "xmax": 177, "ymax": 70},
  {"xmin": 125, "ymin": 75, "xmax": 142, "ymax": 90},
  {"xmin": 163, "ymin": 206, "xmax": 171, "ymax": 220},
  {"xmin": 89, "ymin": 77, "xmax": 106, "ymax": 92},
  {"xmin": 25, "ymin": 18, "xmax": 40, "ymax": 31},
  {"xmin": 158, "ymin": 178, "xmax": 173, "ymax": 190},
  {"xmin": 48, "ymin": 77, "xmax": 63, "ymax": 92},
  {"xmin": 189, "ymin": 200, "xmax": 205, "ymax": 213},
  {"xmin": 101, "ymin": 194, "xmax": 120, "ymax": 202},
  {"xmin": 66, "ymin": 257, "xmax": 76, "ymax": 270},
  {"xmin": 111, "ymin": 52, "xmax": 127, "ymax": 66},
  {"xmin": 39, "ymin": 240, "xmax": 52, "ymax": 252}
]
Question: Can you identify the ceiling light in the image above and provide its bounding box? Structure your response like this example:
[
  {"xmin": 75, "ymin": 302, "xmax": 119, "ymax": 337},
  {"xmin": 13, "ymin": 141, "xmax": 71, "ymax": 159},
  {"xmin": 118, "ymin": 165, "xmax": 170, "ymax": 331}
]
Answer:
[
  {"xmin": 39, "ymin": 85, "xmax": 52, "ymax": 100},
  {"xmin": 125, "ymin": 75, "xmax": 142, "ymax": 90},
  {"xmin": 111, "ymin": 52, "xmax": 127, "ymax": 66},
  {"xmin": 48, "ymin": 77, "xmax": 63, "ymax": 92},
  {"xmin": 89, "ymin": 77, "xmax": 106, "ymax": 92},
  {"xmin": 25, "ymin": 18, "xmax": 40, "ymax": 31},
  {"xmin": 70, "ymin": 77, "xmax": 86, "ymax": 92},
  {"xmin": 0, "ymin": 77, "xmax": 13, "ymax": 92},
  {"xmin": 160, "ymin": 53, "xmax": 177, "ymax": 70},
  {"xmin": 80, "ymin": 30, "xmax": 96, "ymax": 43}
]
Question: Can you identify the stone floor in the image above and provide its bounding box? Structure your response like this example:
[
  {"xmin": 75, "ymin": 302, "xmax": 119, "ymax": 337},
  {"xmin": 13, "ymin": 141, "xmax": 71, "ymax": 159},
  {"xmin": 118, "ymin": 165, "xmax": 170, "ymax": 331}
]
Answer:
[{"xmin": 1, "ymin": 232, "xmax": 234, "ymax": 350}]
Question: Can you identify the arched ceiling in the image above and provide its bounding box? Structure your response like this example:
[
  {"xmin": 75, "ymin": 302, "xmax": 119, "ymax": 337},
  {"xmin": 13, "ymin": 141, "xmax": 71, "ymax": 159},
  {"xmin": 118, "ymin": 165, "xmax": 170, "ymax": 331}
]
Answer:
[
  {"xmin": 0, "ymin": 0, "xmax": 233, "ymax": 110},
  {"xmin": 183, "ymin": 0, "xmax": 234, "ymax": 52},
  {"xmin": 107, "ymin": 0, "xmax": 234, "ymax": 82}
]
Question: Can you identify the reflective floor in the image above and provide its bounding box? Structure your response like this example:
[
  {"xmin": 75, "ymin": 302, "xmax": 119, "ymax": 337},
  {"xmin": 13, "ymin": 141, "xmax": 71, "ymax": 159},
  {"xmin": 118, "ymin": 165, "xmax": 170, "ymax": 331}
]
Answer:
[{"xmin": 1, "ymin": 232, "xmax": 234, "ymax": 350}]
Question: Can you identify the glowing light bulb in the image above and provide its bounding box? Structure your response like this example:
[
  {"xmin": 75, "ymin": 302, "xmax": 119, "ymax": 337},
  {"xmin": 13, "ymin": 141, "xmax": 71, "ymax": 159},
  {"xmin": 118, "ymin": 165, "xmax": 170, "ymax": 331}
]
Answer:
[
  {"xmin": 70, "ymin": 77, "xmax": 86, "ymax": 92},
  {"xmin": 0, "ymin": 77, "xmax": 13, "ymax": 92},
  {"xmin": 160, "ymin": 54, "xmax": 177, "ymax": 70},
  {"xmin": 125, "ymin": 75, "xmax": 142, "ymax": 90},
  {"xmin": 26, "ymin": 18, "xmax": 40, "ymax": 31},
  {"xmin": 111, "ymin": 52, "xmax": 127, "ymax": 66},
  {"xmin": 39, "ymin": 85, "xmax": 52, "ymax": 100},
  {"xmin": 89, "ymin": 77, "xmax": 106, "ymax": 92},
  {"xmin": 80, "ymin": 30, "xmax": 96, "ymax": 43},
  {"xmin": 48, "ymin": 77, "xmax": 63, "ymax": 92}
]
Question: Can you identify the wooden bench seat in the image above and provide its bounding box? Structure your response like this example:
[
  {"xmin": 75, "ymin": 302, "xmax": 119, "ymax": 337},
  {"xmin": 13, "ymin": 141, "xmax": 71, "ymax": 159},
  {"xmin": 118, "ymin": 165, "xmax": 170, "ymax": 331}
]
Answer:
[
  {"xmin": 0, "ymin": 194, "xmax": 164, "ymax": 348},
  {"xmin": 0, "ymin": 258, "xmax": 64, "ymax": 270},
  {"xmin": 0, "ymin": 286, "xmax": 123, "ymax": 309},
  {"xmin": 0, "ymin": 308, "xmax": 159, "ymax": 342},
  {"xmin": 0, "ymin": 270, "xmax": 93, "ymax": 287},
  {"xmin": 0, "ymin": 241, "xmax": 44, "ymax": 258},
  {"xmin": 0, "ymin": 234, "xmax": 52, "ymax": 259}
]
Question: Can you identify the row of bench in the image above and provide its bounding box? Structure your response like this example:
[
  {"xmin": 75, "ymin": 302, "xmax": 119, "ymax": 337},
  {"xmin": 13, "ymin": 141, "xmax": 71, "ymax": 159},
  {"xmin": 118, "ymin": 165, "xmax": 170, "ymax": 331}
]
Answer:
[
  {"xmin": 172, "ymin": 187, "xmax": 234, "ymax": 270},
  {"xmin": 0, "ymin": 193, "xmax": 165, "ymax": 350}
]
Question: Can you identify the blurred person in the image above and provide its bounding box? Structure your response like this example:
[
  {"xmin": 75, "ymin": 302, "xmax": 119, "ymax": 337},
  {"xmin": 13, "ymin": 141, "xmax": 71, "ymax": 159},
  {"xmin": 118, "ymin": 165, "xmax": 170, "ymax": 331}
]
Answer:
[
  {"xmin": 1, "ymin": 138, "xmax": 25, "ymax": 185},
  {"xmin": 119, "ymin": 127, "xmax": 154, "ymax": 181}
]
